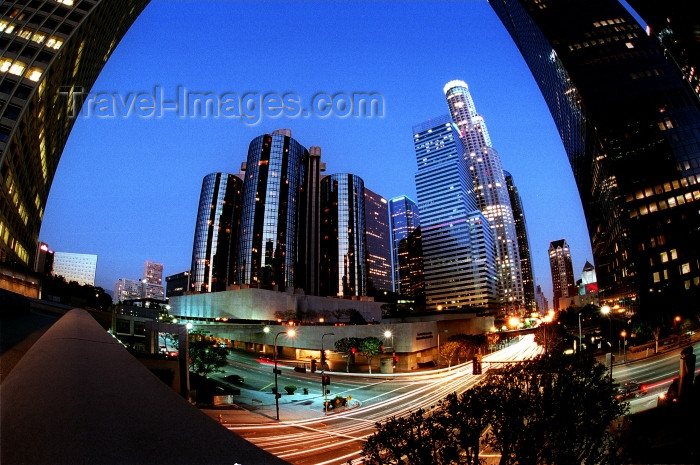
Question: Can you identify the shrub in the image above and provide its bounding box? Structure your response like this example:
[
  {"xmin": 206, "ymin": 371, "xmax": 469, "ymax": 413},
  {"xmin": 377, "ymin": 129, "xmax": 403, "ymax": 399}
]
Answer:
[{"xmin": 284, "ymin": 385, "xmax": 297, "ymax": 395}]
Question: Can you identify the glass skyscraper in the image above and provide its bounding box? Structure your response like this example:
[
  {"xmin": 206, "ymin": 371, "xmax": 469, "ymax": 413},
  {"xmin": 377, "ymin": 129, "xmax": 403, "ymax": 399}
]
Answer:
[
  {"xmin": 190, "ymin": 173, "xmax": 242, "ymax": 293},
  {"xmin": 388, "ymin": 195, "xmax": 420, "ymax": 294},
  {"xmin": 364, "ymin": 187, "xmax": 392, "ymax": 293},
  {"xmin": 444, "ymin": 80, "xmax": 524, "ymax": 312},
  {"xmin": 0, "ymin": 0, "xmax": 148, "ymax": 273},
  {"xmin": 549, "ymin": 239, "xmax": 576, "ymax": 311},
  {"xmin": 237, "ymin": 130, "xmax": 307, "ymax": 290},
  {"xmin": 490, "ymin": 0, "xmax": 700, "ymax": 316},
  {"xmin": 413, "ymin": 115, "xmax": 498, "ymax": 311},
  {"xmin": 319, "ymin": 173, "xmax": 367, "ymax": 297},
  {"xmin": 504, "ymin": 170, "xmax": 536, "ymax": 313}
]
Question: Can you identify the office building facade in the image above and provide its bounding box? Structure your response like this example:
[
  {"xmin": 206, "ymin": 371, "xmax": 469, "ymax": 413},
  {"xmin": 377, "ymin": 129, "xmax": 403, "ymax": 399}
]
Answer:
[
  {"xmin": 165, "ymin": 270, "xmax": 190, "ymax": 298},
  {"xmin": 504, "ymin": 171, "xmax": 536, "ymax": 313},
  {"xmin": 548, "ymin": 239, "xmax": 576, "ymax": 311},
  {"xmin": 444, "ymin": 80, "xmax": 524, "ymax": 312},
  {"xmin": 0, "ymin": 0, "xmax": 148, "ymax": 275},
  {"xmin": 143, "ymin": 260, "xmax": 163, "ymax": 285},
  {"xmin": 397, "ymin": 226, "xmax": 425, "ymax": 302},
  {"xmin": 413, "ymin": 115, "xmax": 498, "ymax": 311},
  {"xmin": 319, "ymin": 173, "xmax": 367, "ymax": 297},
  {"xmin": 237, "ymin": 130, "xmax": 307, "ymax": 290},
  {"xmin": 297, "ymin": 145, "xmax": 324, "ymax": 295},
  {"xmin": 491, "ymin": 0, "xmax": 700, "ymax": 316},
  {"xmin": 190, "ymin": 172, "xmax": 242, "ymax": 293},
  {"xmin": 363, "ymin": 187, "xmax": 392, "ymax": 293},
  {"xmin": 52, "ymin": 251, "xmax": 97, "ymax": 286},
  {"xmin": 388, "ymin": 195, "xmax": 420, "ymax": 295}
]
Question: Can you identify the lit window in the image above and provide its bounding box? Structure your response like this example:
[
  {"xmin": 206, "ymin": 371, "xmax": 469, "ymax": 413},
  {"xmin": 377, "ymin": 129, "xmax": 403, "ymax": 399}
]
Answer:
[
  {"xmin": 653, "ymin": 272, "xmax": 660, "ymax": 283},
  {"xmin": 682, "ymin": 263, "xmax": 691, "ymax": 274},
  {"xmin": 661, "ymin": 252, "xmax": 668, "ymax": 263},
  {"xmin": 671, "ymin": 249, "xmax": 678, "ymax": 260}
]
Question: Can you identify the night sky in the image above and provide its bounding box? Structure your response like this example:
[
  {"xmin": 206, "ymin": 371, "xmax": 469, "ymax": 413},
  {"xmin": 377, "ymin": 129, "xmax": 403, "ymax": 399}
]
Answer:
[{"xmin": 39, "ymin": 1, "xmax": 596, "ymax": 303}]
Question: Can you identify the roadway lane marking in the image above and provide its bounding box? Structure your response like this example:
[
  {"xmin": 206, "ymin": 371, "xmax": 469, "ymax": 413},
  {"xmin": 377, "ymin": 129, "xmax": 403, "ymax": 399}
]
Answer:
[{"xmin": 260, "ymin": 382, "xmax": 273, "ymax": 391}]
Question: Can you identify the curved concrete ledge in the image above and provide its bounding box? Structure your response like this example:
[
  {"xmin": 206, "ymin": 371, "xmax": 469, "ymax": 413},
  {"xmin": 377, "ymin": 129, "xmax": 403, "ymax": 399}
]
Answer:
[{"xmin": 1, "ymin": 309, "xmax": 289, "ymax": 465}]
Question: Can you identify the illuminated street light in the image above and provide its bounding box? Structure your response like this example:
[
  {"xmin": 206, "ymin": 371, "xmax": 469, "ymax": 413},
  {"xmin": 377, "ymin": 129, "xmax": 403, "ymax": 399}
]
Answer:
[
  {"xmin": 383, "ymin": 330, "xmax": 395, "ymax": 366},
  {"xmin": 321, "ymin": 332, "xmax": 335, "ymax": 414},
  {"xmin": 508, "ymin": 316, "xmax": 520, "ymax": 328},
  {"xmin": 600, "ymin": 305, "xmax": 612, "ymax": 381},
  {"xmin": 620, "ymin": 329, "xmax": 627, "ymax": 363},
  {"xmin": 274, "ymin": 329, "xmax": 296, "ymax": 421},
  {"xmin": 263, "ymin": 326, "xmax": 270, "ymax": 334}
]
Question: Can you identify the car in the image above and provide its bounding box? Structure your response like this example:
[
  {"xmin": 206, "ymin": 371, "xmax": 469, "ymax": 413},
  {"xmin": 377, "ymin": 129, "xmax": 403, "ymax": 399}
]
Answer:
[
  {"xmin": 616, "ymin": 381, "xmax": 644, "ymax": 400},
  {"xmin": 224, "ymin": 374, "xmax": 245, "ymax": 385}
]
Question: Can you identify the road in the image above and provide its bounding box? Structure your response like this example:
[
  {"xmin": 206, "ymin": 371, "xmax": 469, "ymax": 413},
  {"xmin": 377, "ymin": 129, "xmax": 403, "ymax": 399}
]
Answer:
[
  {"xmin": 223, "ymin": 335, "xmax": 542, "ymax": 465},
  {"xmin": 611, "ymin": 340, "xmax": 700, "ymax": 413}
]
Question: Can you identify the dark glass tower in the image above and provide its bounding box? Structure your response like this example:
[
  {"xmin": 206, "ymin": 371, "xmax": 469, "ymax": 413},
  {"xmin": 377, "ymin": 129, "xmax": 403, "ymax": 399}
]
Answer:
[
  {"xmin": 237, "ymin": 130, "xmax": 307, "ymax": 290},
  {"xmin": 504, "ymin": 170, "xmax": 536, "ymax": 313},
  {"xmin": 388, "ymin": 195, "xmax": 420, "ymax": 294},
  {"xmin": 491, "ymin": 0, "xmax": 700, "ymax": 316},
  {"xmin": 0, "ymin": 0, "xmax": 148, "ymax": 272},
  {"xmin": 397, "ymin": 226, "xmax": 425, "ymax": 303},
  {"xmin": 364, "ymin": 187, "xmax": 392, "ymax": 293},
  {"xmin": 549, "ymin": 239, "xmax": 576, "ymax": 311},
  {"xmin": 190, "ymin": 173, "xmax": 242, "ymax": 293},
  {"xmin": 319, "ymin": 173, "xmax": 366, "ymax": 297}
]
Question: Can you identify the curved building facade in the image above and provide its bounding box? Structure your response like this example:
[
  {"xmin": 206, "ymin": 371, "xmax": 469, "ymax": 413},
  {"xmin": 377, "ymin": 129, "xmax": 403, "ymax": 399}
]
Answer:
[
  {"xmin": 0, "ymin": 0, "xmax": 149, "ymax": 271},
  {"xmin": 237, "ymin": 130, "xmax": 307, "ymax": 290},
  {"xmin": 490, "ymin": 0, "xmax": 700, "ymax": 316},
  {"xmin": 190, "ymin": 173, "xmax": 242, "ymax": 293},
  {"xmin": 320, "ymin": 173, "xmax": 367, "ymax": 297}
]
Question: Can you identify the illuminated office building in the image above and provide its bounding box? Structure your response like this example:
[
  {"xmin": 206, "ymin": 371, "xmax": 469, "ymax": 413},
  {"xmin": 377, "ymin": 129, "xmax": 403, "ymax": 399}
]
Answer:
[
  {"xmin": 143, "ymin": 260, "xmax": 163, "ymax": 285},
  {"xmin": 297, "ymin": 145, "xmax": 324, "ymax": 295},
  {"xmin": 237, "ymin": 130, "xmax": 307, "ymax": 290},
  {"xmin": 190, "ymin": 172, "xmax": 242, "ymax": 293},
  {"xmin": 52, "ymin": 251, "xmax": 96, "ymax": 286},
  {"xmin": 504, "ymin": 170, "xmax": 536, "ymax": 313},
  {"xmin": 548, "ymin": 239, "xmax": 576, "ymax": 311},
  {"xmin": 363, "ymin": 187, "xmax": 392, "ymax": 293},
  {"xmin": 413, "ymin": 115, "xmax": 498, "ymax": 311},
  {"xmin": 490, "ymin": 0, "xmax": 700, "ymax": 316},
  {"xmin": 319, "ymin": 173, "xmax": 367, "ymax": 297},
  {"xmin": 388, "ymin": 195, "xmax": 420, "ymax": 295},
  {"xmin": 444, "ymin": 80, "xmax": 524, "ymax": 312},
  {"xmin": 0, "ymin": 0, "xmax": 148, "ymax": 275},
  {"xmin": 397, "ymin": 226, "xmax": 425, "ymax": 302}
]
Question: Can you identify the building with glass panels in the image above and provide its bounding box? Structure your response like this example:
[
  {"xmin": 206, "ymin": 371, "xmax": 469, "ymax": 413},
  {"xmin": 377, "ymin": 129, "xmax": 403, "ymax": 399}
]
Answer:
[
  {"xmin": 364, "ymin": 187, "xmax": 392, "ymax": 293},
  {"xmin": 444, "ymin": 80, "xmax": 524, "ymax": 312},
  {"xmin": 52, "ymin": 250, "xmax": 96, "ymax": 286},
  {"xmin": 143, "ymin": 260, "xmax": 163, "ymax": 285},
  {"xmin": 388, "ymin": 195, "xmax": 420, "ymax": 294},
  {"xmin": 548, "ymin": 239, "xmax": 576, "ymax": 311},
  {"xmin": 413, "ymin": 115, "xmax": 498, "ymax": 311},
  {"xmin": 319, "ymin": 173, "xmax": 366, "ymax": 297},
  {"xmin": 490, "ymin": 0, "xmax": 700, "ymax": 317},
  {"xmin": 297, "ymin": 145, "xmax": 324, "ymax": 295},
  {"xmin": 190, "ymin": 172, "xmax": 242, "ymax": 293},
  {"xmin": 165, "ymin": 270, "xmax": 190, "ymax": 298},
  {"xmin": 237, "ymin": 130, "xmax": 307, "ymax": 290},
  {"xmin": 397, "ymin": 226, "xmax": 424, "ymax": 302},
  {"xmin": 0, "ymin": 0, "xmax": 148, "ymax": 277},
  {"xmin": 504, "ymin": 170, "xmax": 536, "ymax": 313}
]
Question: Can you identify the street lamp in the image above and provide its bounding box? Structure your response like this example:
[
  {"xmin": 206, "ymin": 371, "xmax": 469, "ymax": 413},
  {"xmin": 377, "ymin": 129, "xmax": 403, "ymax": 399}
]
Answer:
[
  {"xmin": 321, "ymin": 332, "xmax": 334, "ymax": 413},
  {"xmin": 578, "ymin": 312, "xmax": 583, "ymax": 354},
  {"xmin": 273, "ymin": 329, "xmax": 296, "ymax": 421},
  {"xmin": 383, "ymin": 330, "xmax": 395, "ymax": 366},
  {"xmin": 620, "ymin": 329, "xmax": 627, "ymax": 363},
  {"xmin": 601, "ymin": 305, "xmax": 612, "ymax": 381}
]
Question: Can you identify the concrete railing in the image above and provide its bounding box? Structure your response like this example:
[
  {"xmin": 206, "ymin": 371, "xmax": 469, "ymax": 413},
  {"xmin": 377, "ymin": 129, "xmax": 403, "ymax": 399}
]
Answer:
[{"xmin": 1, "ymin": 309, "xmax": 289, "ymax": 465}]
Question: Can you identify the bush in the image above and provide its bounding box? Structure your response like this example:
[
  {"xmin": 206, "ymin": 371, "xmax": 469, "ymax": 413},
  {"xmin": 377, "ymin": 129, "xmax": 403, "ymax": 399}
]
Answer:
[{"xmin": 284, "ymin": 385, "xmax": 297, "ymax": 395}]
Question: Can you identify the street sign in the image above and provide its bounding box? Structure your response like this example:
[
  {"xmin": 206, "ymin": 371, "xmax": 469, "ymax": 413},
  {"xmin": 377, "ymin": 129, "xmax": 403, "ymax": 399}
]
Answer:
[{"xmin": 273, "ymin": 368, "xmax": 281, "ymax": 374}]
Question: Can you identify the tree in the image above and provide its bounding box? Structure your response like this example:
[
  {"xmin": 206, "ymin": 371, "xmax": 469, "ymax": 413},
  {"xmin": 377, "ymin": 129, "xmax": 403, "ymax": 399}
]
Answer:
[
  {"xmin": 358, "ymin": 337, "xmax": 383, "ymax": 374},
  {"xmin": 188, "ymin": 330, "xmax": 229, "ymax": 377},
  {"xmin": 335, "ymin": 337, "xmax": 361, "ymax": 372},
  {"xmin": 440, "ymin": 341, "xmax": 460, "ymax": 367}
]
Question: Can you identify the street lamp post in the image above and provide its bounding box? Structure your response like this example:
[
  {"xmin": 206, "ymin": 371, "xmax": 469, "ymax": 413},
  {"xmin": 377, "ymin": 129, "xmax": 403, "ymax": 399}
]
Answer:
[
  {"xmin": 273, "ymin": 329, "xmax": 296, "ymax": 421},
  {"xmin": 321, "ymin": 332, "xmax": 334, "ymax": 414},
  {"xmin": 384, "ymin": 330, "xmax": 395, "ymax": 366},
  {"xmin": 578, "ymin": 312, "xmax": 583, "ymax": 354},
  {"xmin": 601, "ymin": 305, "xmax": 612, "ymax": 381},
  {"xmin": 620, "ymin": 329, "xmax": 627, "ymax": 364}
]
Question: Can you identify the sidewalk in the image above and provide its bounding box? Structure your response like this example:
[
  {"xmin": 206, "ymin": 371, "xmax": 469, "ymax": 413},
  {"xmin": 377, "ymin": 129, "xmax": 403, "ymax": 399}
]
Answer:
[{"xmin": 602, "ymin": 331, "xmax": 700, "ymax": 366}]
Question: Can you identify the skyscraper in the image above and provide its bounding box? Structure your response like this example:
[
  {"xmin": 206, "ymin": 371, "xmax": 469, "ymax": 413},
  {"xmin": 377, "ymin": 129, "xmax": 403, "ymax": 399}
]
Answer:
[
  {"xmin": 190, "ymin": 172, "xmax": 242, "ymax": 293},
  {"xmin": 388, "ymin": 195, "xmax": 420, "ymax": 294},
  {"xmin": 297, "ymin": 145, "xmax": 324, "ymax": 295},
  {"xmin": 413, "ymin": 115, "xmax": 498, "ymax": 311},
  {"xmin": 504, "ymin": 171, "xmax": 536, "ymax": 313},
  {"xmin": 444, "ymin": 80, "xmax": 524, "ymax": 312},
  {"xmin": 143, "ymin": 260, "xmax": 163, "ymax": 285},
  {"xmin": 319, "ymin": 173, "xmax": 367, "ymax": 297},
  {"xmin": 237, "ymin": 130, "xmax": 307, "ymax": 290},
  {"xmin": 490, "ymin": 0, "xmax": 700, "ymax": 316},
  {"xmin": 364, "ymin": 187, "xmax": 392, "ymax": 293},
  {"xmin": 397, "ymin": 226, "xmax": 425, "ymax": 303},
  {"xmin": 52, "ymin": 251, "xmax": 97, "ymax": 286},
  {"xmin": 548, "ymin": 239, "xmax": 576, "ymax": 311},
  {"xmin": 0, "ymin": 0, "xmax": 148, "ymax": 274}
]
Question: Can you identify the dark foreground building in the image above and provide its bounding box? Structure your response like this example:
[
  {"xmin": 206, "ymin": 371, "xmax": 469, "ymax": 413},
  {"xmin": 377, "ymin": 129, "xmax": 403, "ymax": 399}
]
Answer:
[
  {"xmin": 490, "ymin": 0, "xmax": 700, "ymax": 317},
  {"xmin": 0, "ymin": 0, "xmax": 149, "ymax": 273}
]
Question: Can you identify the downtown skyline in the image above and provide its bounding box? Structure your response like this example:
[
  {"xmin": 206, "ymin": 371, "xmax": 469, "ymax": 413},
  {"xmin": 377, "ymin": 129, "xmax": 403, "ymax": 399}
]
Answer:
[{"xmin": 37, "ymin": 1, "xmax": 597, "ymax": 303}]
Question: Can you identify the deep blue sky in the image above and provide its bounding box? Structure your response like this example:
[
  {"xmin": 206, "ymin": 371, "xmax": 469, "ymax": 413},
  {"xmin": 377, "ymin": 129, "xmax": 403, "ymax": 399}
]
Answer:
[{"xmin": 39, "ymin": 1, "xmax": 593, "ymax": 303}]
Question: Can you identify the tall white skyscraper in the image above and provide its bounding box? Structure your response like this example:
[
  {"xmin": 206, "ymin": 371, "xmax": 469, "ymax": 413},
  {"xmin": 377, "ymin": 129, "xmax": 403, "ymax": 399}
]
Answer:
[
  {"xmin": 413, "ymin": 115, "xmax": 498, "ymax": 310},
  {"xmin": 444, "ymin": 80, "xmax": 525, "ymax": 313},
  {"xmin": 52, "ymin": 252, "xmax": 98, "ymax": 286}
]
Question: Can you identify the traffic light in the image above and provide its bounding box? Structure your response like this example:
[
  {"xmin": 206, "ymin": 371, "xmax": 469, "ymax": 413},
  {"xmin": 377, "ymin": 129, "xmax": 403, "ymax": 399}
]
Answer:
[
  {"xmin": 351, "ymin": 347, "xmax": 356, "ymax": 354},
  {"xmin": 393, "ymin": 355, "xmax": 399, "ymax": 365},
  {"xmin": 322, "ymin": 375, "xmax": 331, "ymax": 386},
  {"xmin": 472, "ymin": 356, "xmax": 482, "ymax": 375},
  {"xmin": 321, "ymin": 350, "xmax": 327, "ymax": 364}
]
